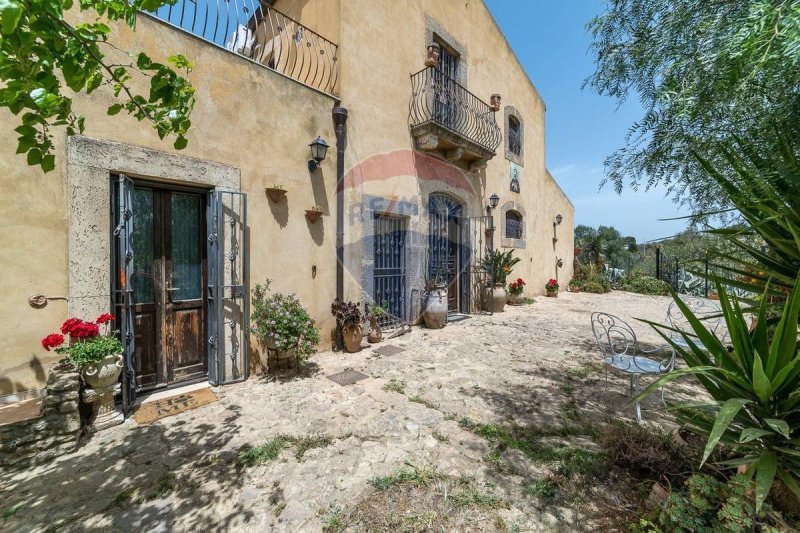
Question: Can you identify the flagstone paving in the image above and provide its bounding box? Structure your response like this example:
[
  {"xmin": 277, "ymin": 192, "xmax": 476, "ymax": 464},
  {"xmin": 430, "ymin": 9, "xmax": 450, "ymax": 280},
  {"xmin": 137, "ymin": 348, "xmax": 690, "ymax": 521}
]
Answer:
[{"xmin": 1, "ymin": 291, "xmax": 693, "ymax": 532}]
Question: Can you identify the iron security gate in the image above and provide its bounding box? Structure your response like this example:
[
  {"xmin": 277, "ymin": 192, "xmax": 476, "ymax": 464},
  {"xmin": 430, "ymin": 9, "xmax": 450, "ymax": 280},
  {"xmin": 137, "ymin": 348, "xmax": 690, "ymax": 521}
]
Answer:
[
  {"xmin": 207, "ymin": 190, "xmax": 248, "ymax": 385},
  {"xmin": 457, "ymin": 215, "xmax": 494, "ymax": 315},
  {"xmin": 373, "ymin": 214, "xmax": 408, "ymax": 328},
  {"xmin": 113, "ymin": 175, "xmax": 136, "ymax": 413}
]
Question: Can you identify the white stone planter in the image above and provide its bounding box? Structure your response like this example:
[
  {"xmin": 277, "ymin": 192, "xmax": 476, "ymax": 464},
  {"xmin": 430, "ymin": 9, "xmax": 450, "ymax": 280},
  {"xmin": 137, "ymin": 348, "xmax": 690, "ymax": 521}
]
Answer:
[{"xmin": 81, "ymin": 354, "xmax": 124, "ymax": 432}]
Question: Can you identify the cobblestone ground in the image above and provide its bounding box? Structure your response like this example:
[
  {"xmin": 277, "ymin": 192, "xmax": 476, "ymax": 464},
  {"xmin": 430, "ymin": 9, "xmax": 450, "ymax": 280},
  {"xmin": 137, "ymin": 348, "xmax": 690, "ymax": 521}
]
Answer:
[{"xmin": 1, "ymin": 291, "xmax": 698, "ymax": 532}]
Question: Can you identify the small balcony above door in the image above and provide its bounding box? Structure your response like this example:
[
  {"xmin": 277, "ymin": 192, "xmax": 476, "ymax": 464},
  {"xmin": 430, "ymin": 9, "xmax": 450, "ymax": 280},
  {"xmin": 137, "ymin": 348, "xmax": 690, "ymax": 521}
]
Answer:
[{"xmin": 409, "ymin": 67, "xmax": 502, "ymax": 171}]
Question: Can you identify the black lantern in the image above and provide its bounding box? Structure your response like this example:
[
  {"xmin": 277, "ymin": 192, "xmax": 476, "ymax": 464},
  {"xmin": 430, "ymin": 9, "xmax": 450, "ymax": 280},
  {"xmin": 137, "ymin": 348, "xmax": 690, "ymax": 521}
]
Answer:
[
  {"xmin": 555, "ymin": 214, "xmax": 563, "ymax": 225},
  {"xmin": 489, "ymin": 193, "xmax": 500, "ymax": 210},
  {"xmin": 308, "ymin": 136, "xmax": 330, "ymax": 171}
]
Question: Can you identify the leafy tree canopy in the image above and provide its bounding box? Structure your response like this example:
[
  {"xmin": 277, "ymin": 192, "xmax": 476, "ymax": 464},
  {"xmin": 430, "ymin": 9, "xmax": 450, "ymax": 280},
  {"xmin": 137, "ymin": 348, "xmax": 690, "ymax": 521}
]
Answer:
[
  {"xmin": 586, "ymin": 0, "xmax": 800, "ymax": 214},
  {"xmin": 0, "ymin": 0, "xmax": 195, "ymax": 172},
  {"xmin": 574, "ymin": 224, "xmax": 639, "ymax": 270}
]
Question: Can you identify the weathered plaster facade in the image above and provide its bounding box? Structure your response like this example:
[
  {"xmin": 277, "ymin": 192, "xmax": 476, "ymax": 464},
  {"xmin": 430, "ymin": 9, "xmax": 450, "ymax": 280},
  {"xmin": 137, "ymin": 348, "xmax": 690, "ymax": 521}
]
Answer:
[{"xmin": 0, "ymin": 0, "xmax": 574, "ymax": 397}]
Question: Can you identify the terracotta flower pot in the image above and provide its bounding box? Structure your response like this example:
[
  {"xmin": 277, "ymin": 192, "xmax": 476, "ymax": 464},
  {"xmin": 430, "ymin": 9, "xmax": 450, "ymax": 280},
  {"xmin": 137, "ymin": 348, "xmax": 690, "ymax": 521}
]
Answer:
[
  {"xmin": 507, "ymin": 291, "xmax": 524, "ymax": 305},
  {"xmin": 342, "ymin": 324, "xmax": 363, "ymax": 353},
  {"xmin": 81, "ymin": 354, "xmax": 124, "ymax": 389},
  {"xmin": 546, "ymin": 290, "xmax": 558, "ymax": 298}
]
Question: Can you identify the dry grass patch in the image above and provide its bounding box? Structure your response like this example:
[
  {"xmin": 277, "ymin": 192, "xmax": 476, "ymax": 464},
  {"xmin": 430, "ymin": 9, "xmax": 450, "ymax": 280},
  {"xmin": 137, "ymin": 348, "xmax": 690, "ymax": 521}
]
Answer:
[{"xmin": 322, "ymin": 464, "xmax": 508, "ymax": 532}]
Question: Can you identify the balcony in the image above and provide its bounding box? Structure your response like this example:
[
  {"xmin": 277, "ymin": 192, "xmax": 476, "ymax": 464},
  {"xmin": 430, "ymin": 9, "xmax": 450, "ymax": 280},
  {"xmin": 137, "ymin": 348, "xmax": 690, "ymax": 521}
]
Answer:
[
  {"xmin": 409, "ymin": 68, "xmax": 502, "ymax": 171},
  {"xmin": 148, "ymin": 0, "xmax": 339, "ymax": 96}
]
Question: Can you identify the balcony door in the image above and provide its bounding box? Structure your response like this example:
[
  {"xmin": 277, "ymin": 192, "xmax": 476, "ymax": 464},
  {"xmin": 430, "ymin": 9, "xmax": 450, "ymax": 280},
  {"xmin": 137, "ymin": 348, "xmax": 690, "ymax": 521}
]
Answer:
[
  {"xmin": 434, "ymin": 41, "xmax": 460, "ymax": 130},
  {"xmin": 125, "ymin": 183, "xmax": 208, "ymax": 389}
]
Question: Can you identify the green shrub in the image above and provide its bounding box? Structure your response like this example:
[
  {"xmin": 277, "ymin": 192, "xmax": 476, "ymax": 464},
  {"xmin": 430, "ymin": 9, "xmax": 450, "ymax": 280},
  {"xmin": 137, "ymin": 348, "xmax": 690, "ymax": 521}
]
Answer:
[
  {"xmin": 620, "ymin": 271, "xmax": 670, "ymax": 295},
  {"xmin": 582, "ymin": 279, "xmax": 609, "ymax": 294},
  {"xmin": 635, "ymin": 474, "xmax": 781, "ymax": 533}
]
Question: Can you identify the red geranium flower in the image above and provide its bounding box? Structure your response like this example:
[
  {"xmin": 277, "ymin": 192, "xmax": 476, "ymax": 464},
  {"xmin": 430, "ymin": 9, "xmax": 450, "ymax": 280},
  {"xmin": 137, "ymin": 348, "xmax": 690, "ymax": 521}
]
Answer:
[
  {"xmin": 60, "ymin": 317, "xmax": 82, "ymax": 335},
  {"xmin": 70, "ymin": 321, "xmax": 100, "ymax": 339},
  {"xmin": 41, "ymin": 333, "xmax": 64, "ymax": 351},
  {"xmin": 95, "ymin": 313, "xmax": 115, "ymax": 324}
]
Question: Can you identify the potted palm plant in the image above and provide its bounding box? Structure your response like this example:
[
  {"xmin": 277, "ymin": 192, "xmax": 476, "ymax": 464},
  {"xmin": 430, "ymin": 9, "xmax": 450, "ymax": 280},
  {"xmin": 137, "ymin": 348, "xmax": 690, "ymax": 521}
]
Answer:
[
  {"xmin": 251, "ymin": 280, "xmax": 320, "ymax": 373},
  {"xmin": 331, "ymin": 298, "xmax": 364, "ymax": 353},
  {"xmin": 480, "ymin": 249, "xmax": 521, "ymax": 312}
]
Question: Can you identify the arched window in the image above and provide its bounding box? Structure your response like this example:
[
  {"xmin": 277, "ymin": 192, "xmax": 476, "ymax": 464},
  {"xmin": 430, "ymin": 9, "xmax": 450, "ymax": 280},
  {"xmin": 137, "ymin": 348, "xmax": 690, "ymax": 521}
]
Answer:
[
  {"xmin": 508, "ymin": 116, "xmax": 522, "ymax": 156},
  {"xmin": 505, "ymin": 210, "xmax": 523, "ymax": 240}
]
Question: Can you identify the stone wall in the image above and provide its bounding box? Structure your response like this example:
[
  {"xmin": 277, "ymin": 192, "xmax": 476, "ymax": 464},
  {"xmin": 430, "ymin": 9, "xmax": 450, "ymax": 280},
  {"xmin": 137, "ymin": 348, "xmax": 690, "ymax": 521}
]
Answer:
[{"xmin": 0, "ymin": 365, "xmax": 82, "ymax": 468}]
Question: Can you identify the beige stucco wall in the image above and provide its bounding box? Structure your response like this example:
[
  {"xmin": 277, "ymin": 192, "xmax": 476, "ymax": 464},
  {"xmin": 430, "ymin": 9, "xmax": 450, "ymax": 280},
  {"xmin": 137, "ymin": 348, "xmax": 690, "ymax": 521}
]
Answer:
[{"xmin": 0, "ymin": 0, "xmax": 573, "ymax": 396}]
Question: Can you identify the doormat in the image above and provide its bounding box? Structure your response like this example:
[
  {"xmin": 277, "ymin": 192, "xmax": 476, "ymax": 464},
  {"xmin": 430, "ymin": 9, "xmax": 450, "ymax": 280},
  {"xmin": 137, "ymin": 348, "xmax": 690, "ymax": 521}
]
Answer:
[
  {"xmin": 326, "ymin": 370, "xmax": 369, "ymax": 386},
  {"xmin": 372, "ymin": 345, "xmax": 406, "ymax": 357},
  {"xmin": 133, "ymin": 388, "xmax": 218, "ymax": 425}
]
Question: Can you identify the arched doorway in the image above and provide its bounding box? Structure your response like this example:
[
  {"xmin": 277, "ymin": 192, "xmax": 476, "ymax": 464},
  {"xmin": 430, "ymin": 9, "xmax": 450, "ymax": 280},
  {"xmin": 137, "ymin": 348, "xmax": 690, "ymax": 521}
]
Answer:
[{"xmin": 428, "ymin": 193, "xmax": 464, "ymax": 312}]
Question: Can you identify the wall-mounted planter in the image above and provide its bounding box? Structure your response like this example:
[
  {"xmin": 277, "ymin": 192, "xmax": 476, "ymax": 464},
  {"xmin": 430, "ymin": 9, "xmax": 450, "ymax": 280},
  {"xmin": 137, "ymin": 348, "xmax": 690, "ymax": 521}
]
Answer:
[
  {"xmin": 305, "ymin": 207, "xmax": 324, "ymax": 223},
  {"xmin": 265, "ymin": 186, "xmax": 287, "ymax": 203}
]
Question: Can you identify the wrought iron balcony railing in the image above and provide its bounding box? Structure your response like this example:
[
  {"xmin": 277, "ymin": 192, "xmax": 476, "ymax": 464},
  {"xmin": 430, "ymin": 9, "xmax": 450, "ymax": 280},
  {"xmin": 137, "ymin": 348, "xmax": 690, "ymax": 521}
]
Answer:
[
  {"xmin": 148, "ymin": 0, "xmax": 339, "ymax": 96},
  {"xmin": 409, "ymin": 68, "xmax": 502, "ymax": 156}
]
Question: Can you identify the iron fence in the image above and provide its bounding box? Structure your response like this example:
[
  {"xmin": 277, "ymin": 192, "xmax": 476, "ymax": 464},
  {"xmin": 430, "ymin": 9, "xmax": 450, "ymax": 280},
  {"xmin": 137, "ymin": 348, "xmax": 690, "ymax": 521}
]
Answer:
[
  {"xmin": 410, "ymin": 67, "xmax": 502, "ymax": 153},
  {"xmin": 148, "ymin": 0, "xmax": 339, "ymax": 95}
]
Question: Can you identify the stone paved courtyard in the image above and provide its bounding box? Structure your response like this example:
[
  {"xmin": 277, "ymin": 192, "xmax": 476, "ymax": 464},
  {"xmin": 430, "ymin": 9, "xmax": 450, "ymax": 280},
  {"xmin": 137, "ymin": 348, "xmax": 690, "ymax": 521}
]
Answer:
[{"xmin": 1, "ymin": 291, "xmax": 697, "ymax": 532}]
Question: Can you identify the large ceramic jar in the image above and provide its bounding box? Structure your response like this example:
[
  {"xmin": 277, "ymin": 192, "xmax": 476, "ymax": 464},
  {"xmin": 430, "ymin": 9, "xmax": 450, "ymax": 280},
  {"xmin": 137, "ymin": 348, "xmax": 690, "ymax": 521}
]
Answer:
[
  {"xmin": 422, "ymin": 288, "xmax": 448, "ymax": 329},
  {"xmin": 367, "ymin": 317, "xmax": 383, "ymax": 343},
  {"xmin": 81, "ymin": 354, "xmax": 124, "ymax": 389},
  {"xmin": 342, "ymin": 324, "xmax": 363, "ymax": 353},
  {"xmin": 487, "ymin": 284, "xmax": 507, "ymax": 313}
]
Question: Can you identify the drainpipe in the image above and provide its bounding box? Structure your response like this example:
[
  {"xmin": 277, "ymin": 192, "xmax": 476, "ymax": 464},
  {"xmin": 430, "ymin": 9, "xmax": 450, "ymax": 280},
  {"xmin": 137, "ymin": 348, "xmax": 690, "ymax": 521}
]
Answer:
[{"xmin": 333, "ymin": 106, "xmax": 348, "ymax": 303}]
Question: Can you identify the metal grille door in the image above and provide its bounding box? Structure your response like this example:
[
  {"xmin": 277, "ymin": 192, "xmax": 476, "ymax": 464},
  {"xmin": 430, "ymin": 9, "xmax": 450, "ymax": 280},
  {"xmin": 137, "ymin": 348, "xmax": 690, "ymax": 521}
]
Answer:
[
  {"xmin": 457, "ymin": 215, "xmax": 494, "ymax": 315},
  {"xmin": 373, "ymin": 214, "xmax": 407, "ymax": 328},
  {"xmin": 207, "ymin": 190, "xmax": 248, "ymax": 385},
  {"xmin": 113, "ymin": 175, "xmax": 137, "ymax": 413}
]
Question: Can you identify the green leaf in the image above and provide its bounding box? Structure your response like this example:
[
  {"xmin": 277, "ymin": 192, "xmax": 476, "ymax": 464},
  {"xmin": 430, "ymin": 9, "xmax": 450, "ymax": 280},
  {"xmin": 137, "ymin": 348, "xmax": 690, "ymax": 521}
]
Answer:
[
  {"xmin": 41, "ymin": 154, "xmax": 55, "ymax": 172},
  {"xmin": 26, "ymin": 148, "xmax": 42, "ymax": 165},
  {"xmin": 0, "ymin": 0, "xmax": 23, "ymax": 34},
  {"xmin": 173, "ymin": 135, "xmax": 187, "ymax": 150},
  {"xmin": 702, "ymin": 398, "xmax": 750, "ymax": 465},
  {"xmin": 777, "ymin": 470, "xmax": 800, "ymax": 502},
  {"xmin": 752, "ymin": 354, "xmax": 772, "ymax": 405},
  {"xmin": 107, "ymin": 103, "xmax": 123, "ymax": 115},
  {"xmin": 740, "ymin": 428, "xmax": 774, "ymax": 443},
  {"xmin": 755, "ymin": 451, "xmax": 777, "ymax": 511},
  {"xmin": 764, "ymin": 419, "xmax": 791, "ymax": 439}
]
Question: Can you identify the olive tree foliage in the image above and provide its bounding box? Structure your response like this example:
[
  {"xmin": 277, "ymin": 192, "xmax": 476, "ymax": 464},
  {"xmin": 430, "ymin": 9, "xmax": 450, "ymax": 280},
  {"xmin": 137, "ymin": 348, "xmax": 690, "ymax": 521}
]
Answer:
[
  {"xmin": 0, "ymin": 0, "xmax": 195, "ymax": 172},
  {"xmin": 585, "ymin": 0, "xmax": 800, "ymax": 214}
]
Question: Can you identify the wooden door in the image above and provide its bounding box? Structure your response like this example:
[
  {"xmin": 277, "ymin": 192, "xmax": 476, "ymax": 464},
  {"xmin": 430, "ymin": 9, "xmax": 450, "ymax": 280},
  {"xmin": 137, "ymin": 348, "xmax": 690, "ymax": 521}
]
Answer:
[{"xmin": 128, "ymin": 185, "xmax": 207, "ymax": 389}]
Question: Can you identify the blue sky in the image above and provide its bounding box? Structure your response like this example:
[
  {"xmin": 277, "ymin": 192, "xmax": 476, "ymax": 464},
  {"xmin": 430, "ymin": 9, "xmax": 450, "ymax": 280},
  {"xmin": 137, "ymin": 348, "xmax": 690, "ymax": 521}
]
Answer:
[{"xmin": 485, "ymin": 0, "xmax": 691, "ymax": 243}]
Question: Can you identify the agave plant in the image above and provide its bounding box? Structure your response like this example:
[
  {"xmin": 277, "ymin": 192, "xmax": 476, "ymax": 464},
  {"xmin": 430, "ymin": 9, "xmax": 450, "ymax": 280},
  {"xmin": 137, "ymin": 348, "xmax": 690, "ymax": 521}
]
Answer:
[
  {"xmin": 690, "ymin": 134, "xmax": 800, "ymax": 306},
  {"xmin": 638, "ymin": 273, "xmax": 800, "ymax": 511}
]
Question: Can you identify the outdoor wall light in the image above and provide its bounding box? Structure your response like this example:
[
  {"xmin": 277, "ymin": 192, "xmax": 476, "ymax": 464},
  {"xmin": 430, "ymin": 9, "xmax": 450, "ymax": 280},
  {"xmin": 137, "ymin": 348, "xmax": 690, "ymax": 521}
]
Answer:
[
  {"xmin": 489, "ymin": 193, "xmax": 500, "ymax": 210},
  {"xmin": 555, "ymin": 214, "xmax": 563, "ymax": 225},
  {"xmin": 308, "ymin": 136, "xmax": 330, "ymax": 171}
]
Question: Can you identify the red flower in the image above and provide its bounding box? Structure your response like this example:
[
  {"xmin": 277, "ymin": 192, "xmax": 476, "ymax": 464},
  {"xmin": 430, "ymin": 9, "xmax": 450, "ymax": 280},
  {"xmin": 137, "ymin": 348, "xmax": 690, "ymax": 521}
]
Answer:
[
  {"xmin": 41, "ymin": 333, "xmax": 64, "ymax": 351},
  {"xmin": 60, "ymin": 317, "xmax": 82, "ymax": 335},
  {"xmin": 70, "ymin": 321, "xmax": 100, "ymax": 339},
  {"xmin": 95, "ymin": 313, "xmax": 115, "ymax": 324}
]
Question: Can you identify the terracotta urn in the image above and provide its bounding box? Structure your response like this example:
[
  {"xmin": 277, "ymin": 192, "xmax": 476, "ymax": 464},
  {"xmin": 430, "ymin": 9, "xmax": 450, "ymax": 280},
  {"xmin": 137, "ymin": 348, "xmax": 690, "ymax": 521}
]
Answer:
[
  {"xmin": 367, "ymin": 317, "xmax": 383, "ymax": 343},
  {"xmin": 342, "ymin": 324, "xmax": 363, "ymax": 353},
  {"xmin": 422, "ymin": 288, "xmax": 448, "ymax": 329}
]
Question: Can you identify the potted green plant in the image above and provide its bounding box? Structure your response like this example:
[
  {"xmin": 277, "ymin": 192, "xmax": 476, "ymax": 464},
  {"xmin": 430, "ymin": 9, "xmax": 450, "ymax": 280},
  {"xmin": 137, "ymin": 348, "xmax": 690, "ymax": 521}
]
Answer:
[
  {"xmin": 568, "ymin": 278, "xmax": 582, "ymax": 293},
  {"xmin": 366, "ymin": 305, "xmax": 386, "ymax": 343},
  {"xmin": 545, "ymin": 278, "xmax": 559, "ymax": 297},
  {"xmin": 507, "ymin": 277, "xmax": 526, "ymax": 305},
  {"xmin": 251, "ymin": 280, "xmax": 320, "ymax": 373},
  {"xmin": 480, "ymin": 249, "xmax": 521, "ymax": 312},
  {"xmin": 41, "ymin": 313, "xmax": 123, "ymax": 430},
  {"xmin": 331, "ymin": 298, "xmax": 364, "ymax": 353}
]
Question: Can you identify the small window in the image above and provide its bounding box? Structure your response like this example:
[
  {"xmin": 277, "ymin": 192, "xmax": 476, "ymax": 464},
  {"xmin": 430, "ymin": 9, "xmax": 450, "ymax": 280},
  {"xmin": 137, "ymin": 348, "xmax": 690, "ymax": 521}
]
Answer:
[
  {"xmin": 508, "ymin": 116, "xmax": 521, "ymax": 156},
  {"xmin": 505, "ymin": 210, "xmax": 523, "ymax": 240}
]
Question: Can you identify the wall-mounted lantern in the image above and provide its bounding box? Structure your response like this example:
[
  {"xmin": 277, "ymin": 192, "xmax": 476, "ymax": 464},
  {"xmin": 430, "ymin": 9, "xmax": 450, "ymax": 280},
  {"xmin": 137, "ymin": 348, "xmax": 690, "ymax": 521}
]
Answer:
[
  {"xmin": 308, "ymin": 136, "xmax": 330, "ymax": 172},
  {"xmin": 490, "ymin": 94, "xmax": 501, "ymax": 112},
  {"xmin": 555, "ymin": 214, "xmax": 563, "ymax": 225},
  {"xmin": 488, "ymin": 193, "xmax": 500, "ymax": 210}
]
